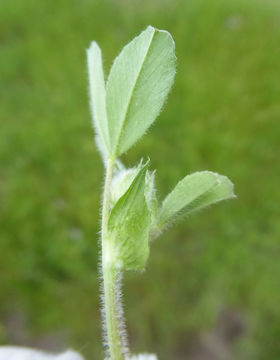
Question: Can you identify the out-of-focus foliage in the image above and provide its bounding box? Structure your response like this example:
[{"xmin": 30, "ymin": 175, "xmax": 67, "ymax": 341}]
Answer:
[{"xmin": 0, "ymin": 0, "xmax": 279, "ymax": 359}]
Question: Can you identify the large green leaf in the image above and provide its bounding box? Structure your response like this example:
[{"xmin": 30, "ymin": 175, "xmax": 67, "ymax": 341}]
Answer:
[
  {"xmin": 158, "ymin": 171, "xmax": 236, "ymax": 230},
  {"xmin": 87, "ymin": 41, "xmax": 110, "ymax": 156},
  {"xmin": 106, "ymin": 25, "xmax": 176, "ymax": 157},
  {"xmin": 108, "ymin": 163, "xmax": 151, "ymax": 271}
]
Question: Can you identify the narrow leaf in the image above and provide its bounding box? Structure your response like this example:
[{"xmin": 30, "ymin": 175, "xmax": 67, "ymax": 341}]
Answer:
[
  {"xmin": 145, "ymin": 170, "xmax": 158, "ymax": 230},
  {"xmin": 106, "ymin": 25, "xmax": 176, "ymax": 157},
  {"xmin": 108, "ymin": 163, "xmax": 151, "ymax": 271},
  {"xmin": 158, "ymin": 171, "xmax": 235, "ymax": 229},
  {"xmin": 87, "ymin": 42, "xmax": 110, "ymax": 156}
]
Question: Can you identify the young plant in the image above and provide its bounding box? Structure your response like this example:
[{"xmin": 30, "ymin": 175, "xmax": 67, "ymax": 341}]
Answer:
[{"xmin": 87, "ymin": 25, "xmax": 235, "ymax": 360}]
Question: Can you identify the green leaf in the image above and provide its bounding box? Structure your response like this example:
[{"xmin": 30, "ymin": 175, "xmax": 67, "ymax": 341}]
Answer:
[
  {"xmin": 106, "ymin": 25, "xmax": 176, "ymax": 157},
  {"xmin": 183, "ymin": 174, "xmax": 236, "ymax": 215},
  {"xmin": 108, "ymin": 162, "xmax": 151, "ymax": 271},
  {"xmin": 158, "ymin": 171, "xmax": 236, "ymax": 229},
  {"xmin": 87, "ymin": 41, "xmax": 110, "ymax": 156},
  {"xmin": 110, "ymin": 164, "xmax": 141, "ymax": 208}
]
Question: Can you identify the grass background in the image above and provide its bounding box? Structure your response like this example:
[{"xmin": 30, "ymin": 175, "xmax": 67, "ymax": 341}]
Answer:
[{"xmin": 0, "ymin": 0, "xmax": 280, "ymax": 359}]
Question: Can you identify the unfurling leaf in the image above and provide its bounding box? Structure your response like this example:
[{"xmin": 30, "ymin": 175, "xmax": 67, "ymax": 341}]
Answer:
[
  {"xmin": 158, "ymin": 171, "xmax": 236, "ymax": 230},
  {"xmin": 108, "ymin": 162, "xmax": 151, "ymax": 271},
  {"xmin": 110, "ymin": 162, "xmax": 158, "ymax": 226},
  {"xmin": 110, "ymin": 166, "xmax": 140, "ymax": 208},
  {"xmin": 106, "ymin": 25, "xmax": 176, "ymax": 157},
  {"xmin": 87, "ymin": 42, "xmax": 110, "ymax": 157}
]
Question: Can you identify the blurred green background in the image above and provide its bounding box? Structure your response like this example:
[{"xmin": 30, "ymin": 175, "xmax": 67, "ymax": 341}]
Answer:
[{"xmin": 0, "ymin": 0, "xmax": 279, "ymax": 359}]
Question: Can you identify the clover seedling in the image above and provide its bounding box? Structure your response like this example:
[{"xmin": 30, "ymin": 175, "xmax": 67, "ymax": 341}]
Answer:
[{"xmin": 87, "ymin": 25, "xmax": 235, "ymax": 360}]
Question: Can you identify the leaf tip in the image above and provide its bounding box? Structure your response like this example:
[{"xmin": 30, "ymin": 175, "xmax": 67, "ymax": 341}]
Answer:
[
  {"xmin": 87, "ymin": 41, "xmax": 100, "ymax": 55},
  {"xmin": 155, "ymin": 27, "xmax": 175, "ymax": 48}
]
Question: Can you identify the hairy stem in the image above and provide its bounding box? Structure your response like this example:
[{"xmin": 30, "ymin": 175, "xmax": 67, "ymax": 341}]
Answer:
[{"xmin": 101, "ymin": 158, "xmax": 128, "ymax": 360}]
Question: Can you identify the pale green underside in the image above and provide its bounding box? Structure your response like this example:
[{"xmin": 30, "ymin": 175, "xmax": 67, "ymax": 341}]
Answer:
[
  {"xmin": 87, "ymin": 41, "xmax": 110, "ymax": 156},
  {"xmin": 158, "ymin": 171, "xmax": 236, "ymax": 228},
  {"xmin": 106, "ymin": 25, "xmax": 176, "ymax": 157}
]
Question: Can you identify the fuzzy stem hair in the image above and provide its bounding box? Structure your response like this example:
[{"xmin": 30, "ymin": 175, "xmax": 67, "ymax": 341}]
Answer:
[{"xmin": 101, "ymin": 158, "xmax": 129, "ymax": 360}]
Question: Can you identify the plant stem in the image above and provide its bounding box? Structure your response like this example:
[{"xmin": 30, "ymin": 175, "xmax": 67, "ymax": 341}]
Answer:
[{"xmin": 101, "ymin": 158, "xmax": 127, "ymax": 360}]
